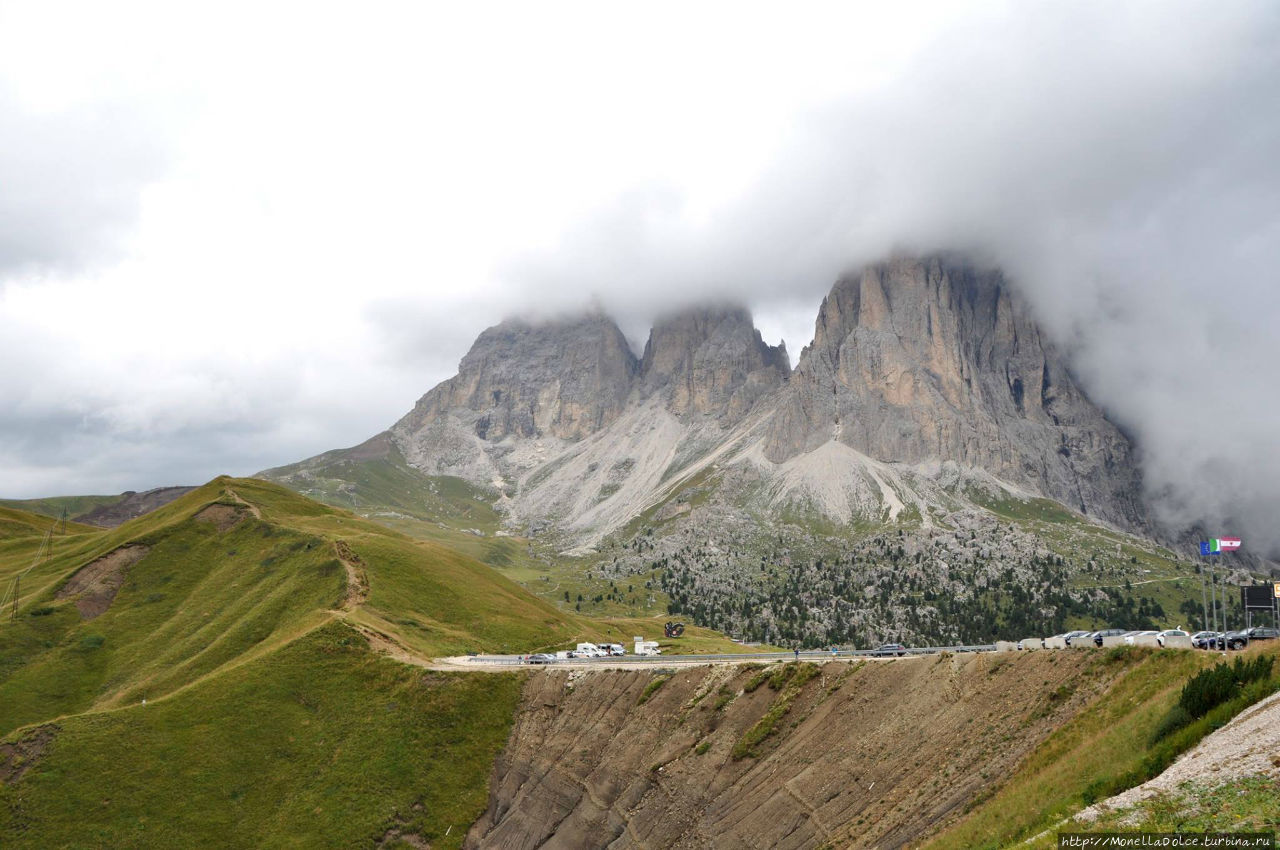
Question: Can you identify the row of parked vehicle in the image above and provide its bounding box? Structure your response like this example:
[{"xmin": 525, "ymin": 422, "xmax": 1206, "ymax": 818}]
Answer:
[
  {"xmin": 1019, "ymin": 626, "xmax": 1279, "ymax": 651},
  {"xmin": 524, "ymin": 642, "xmax": 631, "ymax": 664},
  {"xmin": 1189, "ymin": 626, "xmax": 1279, "ymax": 651}
]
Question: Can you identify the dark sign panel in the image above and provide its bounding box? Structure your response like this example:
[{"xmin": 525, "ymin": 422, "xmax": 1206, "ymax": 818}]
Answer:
[{"xmin": 1241, "ymin": 585, "xmax": 1277, "ymax": 608}]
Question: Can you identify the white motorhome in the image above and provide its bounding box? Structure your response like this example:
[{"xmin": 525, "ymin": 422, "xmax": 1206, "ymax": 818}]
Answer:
[
  {"xmin": 574, "ymin": 642, "xmax": 606, "ymax": 657},
  {"xmin": 600, "ymin": 643, "xmax": 626, "ymax": 656},
  {"xmin": 633, "ymin": 637, "xmax": 661, "ymax": 656}
]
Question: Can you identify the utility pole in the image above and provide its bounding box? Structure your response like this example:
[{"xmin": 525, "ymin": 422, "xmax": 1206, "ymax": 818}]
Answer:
[{"xmin": 9, "ymin": 573, "xmax": 16, "ymax": 622}]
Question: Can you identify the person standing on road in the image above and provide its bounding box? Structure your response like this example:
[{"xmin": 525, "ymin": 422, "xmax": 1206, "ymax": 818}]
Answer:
[{"xmin": 794, "ymin": 647, "xmax": 799, "ymax": 661}]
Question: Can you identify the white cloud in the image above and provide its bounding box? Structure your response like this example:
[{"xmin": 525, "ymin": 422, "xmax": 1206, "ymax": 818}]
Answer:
[{"xmin": 1, "ymin": 1, "xmax": 1277, "ymax": 554}]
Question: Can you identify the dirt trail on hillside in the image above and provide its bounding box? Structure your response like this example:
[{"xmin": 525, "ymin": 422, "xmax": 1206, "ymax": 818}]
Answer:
[
  {"xmin": 55, "ymin": 545, "xmax": 149, "ymax": 619},
  {"xmin": 223, "ymin": 489, "xmax": 262, "ymax": 519},
  {"xmin": 466, "ymin": 652, "xmax": 1116, "ymax": 849},
  {"xmin": 1079, "ymin": 687, "xmax": 1280, "ymax": 822},
  {"xmin": 333, "ymin": 541, "xmax": 370, "ymax": 609},
  {"xmin": 351, "ymin": 623, "xmax": 433, "ymax": 668}
]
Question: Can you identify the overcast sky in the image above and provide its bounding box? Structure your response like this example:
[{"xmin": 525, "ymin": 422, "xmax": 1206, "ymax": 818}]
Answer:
[{"xmin": 2, "ymin": 2, "xmax": 1277, "ymax": 549}]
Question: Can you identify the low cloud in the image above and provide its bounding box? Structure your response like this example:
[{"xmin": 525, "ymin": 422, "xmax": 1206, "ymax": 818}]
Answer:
[
  {"xmin": 494, "ymin": 3, "xmax": 1280, "ymax": 553},
  {"xmin": 2, "ymin": 3, "xmax": 1277, "ymax": 556}
]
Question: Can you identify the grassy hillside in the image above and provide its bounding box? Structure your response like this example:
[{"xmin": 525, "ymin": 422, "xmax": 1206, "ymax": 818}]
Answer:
[
  {"xmin": 5, "ymin": 477, "xmax": 1273, "ymax": 846},
  {"xmin": 259, "ymin": 439, "xmax": 503, "ymax": 531},
  {"xmin": 1, "ymin": 622, "xmax": 522, "ymax": 848},
  {"xmin": 0, "ymin": 495, "xmax": 125, "ymax": 526},
  {"xmin": 0, "ymin": 476, "xmax": 651, "ymax": 847},
  {"xmin": 0, "ymin": 506, "xmax": 98, "ymax": 540},
  {"xmin": 924, "ymin": 643, "xmax": 1280, "ymax": 849}
]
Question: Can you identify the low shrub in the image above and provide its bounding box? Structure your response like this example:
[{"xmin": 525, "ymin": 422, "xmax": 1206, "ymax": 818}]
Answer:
[
  {"xmin": 1148, "ymin": 654, "xmax": 1277, "ymax": 745},
  {"xmin": 743, "ymin": 667, "xmax": 773, "ymax": 693},
  {"xmin": 637, "ymin": 675, "xmax": 670, "ymax": 705},
  {"xmin": 1180, "ymin": 655, "xmax": 1273, "ymax": 718}
]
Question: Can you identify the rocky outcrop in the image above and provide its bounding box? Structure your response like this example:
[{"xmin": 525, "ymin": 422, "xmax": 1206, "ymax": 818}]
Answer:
[
  {"xmin": 763, "ymin": 255, "xmax": 1144, "ymax": 529},
  {"xmin": 395, "ymin": 314, "xmax": 640, "ymax": 444},
  {"xmin": 640, "ymin": 306, "xmax": 789, "ymax": 421}
]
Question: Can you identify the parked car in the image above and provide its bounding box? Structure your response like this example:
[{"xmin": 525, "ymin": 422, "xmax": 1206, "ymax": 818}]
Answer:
[
  {"xmin": 871, "ymin": 643, "xmax": 908, "ymax": 657},
  {"xmin": 1190, "ymin": 631, "xmax": 1221, "ymax": 649},
  {"xmin": 1123, "ymin": 630, "xmax": 1159, "ymax": 645},
  {"xmin": 1223, "ymin": 630, "xmax": 1251, "ymax": 650},
  {"xmin": 1063, "ymin": 630, "xmax": 1092, "ymax": 646},
  {"xmin": 1156, "ymin": 629, "xmax": 1189, "ymax": 647},
  {"xmin": 1223, "ymin": 627, "xmax": 1280, "ymax": 650},
  {"xmin": 1092, "ymin": 629, "xmax": 1127, "ymax": 646},
  {"xmin": 526, "ymin": 653, "xmax": 554, "ymax": 664}
]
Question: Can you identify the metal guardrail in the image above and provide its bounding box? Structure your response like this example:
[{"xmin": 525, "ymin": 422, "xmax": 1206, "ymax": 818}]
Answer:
[{"xmin": 465, "ymin": 645, "xmax": 999, "ymax": 667}]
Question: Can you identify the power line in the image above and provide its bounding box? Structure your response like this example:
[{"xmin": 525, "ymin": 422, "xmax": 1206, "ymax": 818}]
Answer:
[{"xmin": 2, "ymin": 521, "xmax": 56, "ymax": 621}]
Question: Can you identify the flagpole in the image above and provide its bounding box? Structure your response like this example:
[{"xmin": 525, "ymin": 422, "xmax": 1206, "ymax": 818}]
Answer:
[
  {"xmin": 1199, "ymin": 554, "xmax": 1209, "ymax": 633},
  {"xmin": 1209, "ymin": 558, "xmax": 1219, "ymax": 640}
]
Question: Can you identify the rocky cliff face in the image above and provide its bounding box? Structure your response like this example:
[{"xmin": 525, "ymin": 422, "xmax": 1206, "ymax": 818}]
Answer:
[
  {"xmin": 763, "ymin": 256, "xmax": 1143, "ymax": 529},
  {"xmin": 640, "ymin": 306, "xmax": 790, "ymax": 420},
  {"xmin": 395, "ymin": 314, "xmax": 639, "ymax": 444}
]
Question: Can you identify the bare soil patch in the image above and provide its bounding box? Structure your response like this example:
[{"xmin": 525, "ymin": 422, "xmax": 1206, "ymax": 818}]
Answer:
[
  {"xmin": 55, "ymin": 545, "xmax": 150, "ymax": 619},
  {"xmin": 377, "ymin": 825, "xmax": 432, "ymax": 848},
  {"xmin": 194, "ymin": 503, "xmax": 249, "ymax": 532},
  {"xmin": 0, "ymin": 725, "xmax": 57, "ymax": 785}
]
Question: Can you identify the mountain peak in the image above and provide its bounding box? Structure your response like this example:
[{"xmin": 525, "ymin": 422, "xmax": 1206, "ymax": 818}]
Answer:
[
  {"xmin": 397, "ymin": 311, "xmax": 639, "ymax": 445},
  {"xmin": 640, "ymin": 304, "xmax": 789, "ymax": 420},
  {"xmin": 766, "ymin": 254, "xmax": 1144, "ymax": 528}
]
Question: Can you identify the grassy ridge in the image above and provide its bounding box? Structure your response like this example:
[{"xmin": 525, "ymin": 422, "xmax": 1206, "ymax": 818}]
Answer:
[
  {"xmin": 0, "ymin": 504, "xmax": 344, "ymax": 736},
  {"xmin": 0, "ymin": 477, "xmax": 593, "ymax": 847}
]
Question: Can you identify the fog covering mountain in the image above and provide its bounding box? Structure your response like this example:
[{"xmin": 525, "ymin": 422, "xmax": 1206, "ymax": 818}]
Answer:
[{"xmin": 265, "ymin": 255, "xmax": 1146, "ymax": 545}]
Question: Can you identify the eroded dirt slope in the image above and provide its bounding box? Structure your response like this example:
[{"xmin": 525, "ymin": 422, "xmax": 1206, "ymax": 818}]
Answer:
[
  {"xmin": 75, "ymin": 486, "xmax": 195, "ymax": 527},
  {"xmin": 467, "ymin": 651, "xmax": 1117, "ymax": 849},
  {"xmin": 54, "ymin": 544, "xmax": 150, "ymax": 619}
]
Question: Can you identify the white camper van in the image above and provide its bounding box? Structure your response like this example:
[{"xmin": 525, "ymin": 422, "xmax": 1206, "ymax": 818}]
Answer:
[{"xmin": 633, "ymin": 637, "xmax": 661, "ymax": 656}]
